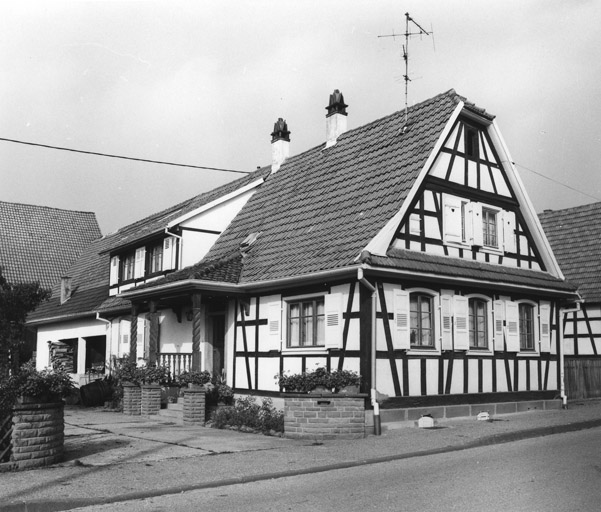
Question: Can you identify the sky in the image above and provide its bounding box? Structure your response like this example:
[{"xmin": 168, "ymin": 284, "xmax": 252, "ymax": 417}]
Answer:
[{"xmin": 1, "ymin": 0, "xmax": 600, "ymax": 235}]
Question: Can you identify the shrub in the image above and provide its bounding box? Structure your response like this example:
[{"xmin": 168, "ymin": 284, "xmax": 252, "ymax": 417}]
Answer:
[
  {"xmin": 113, "ymin": 358, "xmax": 142, "ymax": 385},
  {"xmin": 205, "ymin": 374, "xmax": 234, "ymax": 406},
  {"xmin": 139, "ymin": 364, "xmax": 171, "ymax": 385},
  {"xmin": 209, "ymin": 396, "xmax": 284, "ymax": 434}
]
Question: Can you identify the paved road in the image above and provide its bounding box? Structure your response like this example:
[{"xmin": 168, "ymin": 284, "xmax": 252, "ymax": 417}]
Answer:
[{"xmin": 69, "ymin": 427, "xmax": 601, "ymax": 512}]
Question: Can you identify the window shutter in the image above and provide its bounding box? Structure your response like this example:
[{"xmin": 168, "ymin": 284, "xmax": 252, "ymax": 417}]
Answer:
[
  {"xmin": 409, "ymin": 213, "xmax": 421, "ymax": 236},
  {"xmin": 443, "ymin": 194, "xmax": 463, "ymax": 244},
  {"xmin": 110, "ymin": 256, "xmax": 120, "ymax": 285},
  {"xmin": 134, "ymin": 247, "xmax": 146, "ymax": 279},
  {"xmin": 163, "ymin": 236, "xmax": 177, "ymax": 270},
  {"xmin": 453, "ymin": 295, "xmax": 469, "ymax": 350},
  {"xmin": 493, "ymin": 300, "xmax": 505, "ymax": 351},
  {"xmin": 393, "ymin": 289, "xmax": 410, "ymax": 350},
  {"xmin": 471, "ymin": 202, "xmax": 484, "ymax": 247},
  {"xmin": 267, "ymin": 302, "xmax": 281, "ymax": 340},
  {"xmin": 440, "ymin": 294, "xmax": 453, "ymax": 350},
  {"xmin": 505, "ymin": 302, "xmax": 520, "ymax": 352},
  {"xmin": 503, "ymin": 211, "xmax": 517, "ymax": 253},
  {"xmin": 324, "ymin": 292, "xmax": 343, "ymax": 349},
  {"xmin": 539, "ymin": 303, "xmax": 551, "ymax": 352}
]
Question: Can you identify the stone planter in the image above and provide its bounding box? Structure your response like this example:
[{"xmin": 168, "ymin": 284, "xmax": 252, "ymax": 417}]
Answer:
[
  {"xmin": 122, "ymin": 383, "xmax": 141, "ymax": 416},
  {"xmin": 183, "ymin": 387, "xmax": 206, "ymax": 426},
  {"xmin": 141, "ymin": 384, "xmax": 161, "ymax": 416},
  {"xmin": 0, "ymin": 401, "xmax": 64, "ymax": 472},
  {"xmin": 283, "ymin": 393, "xmax": 367, "ymax": 440}
]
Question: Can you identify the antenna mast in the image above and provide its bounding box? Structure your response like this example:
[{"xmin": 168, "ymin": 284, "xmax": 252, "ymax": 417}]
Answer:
[{"xmin": 379, "ymin": 12, "xmax": 432, "ymax": 128}]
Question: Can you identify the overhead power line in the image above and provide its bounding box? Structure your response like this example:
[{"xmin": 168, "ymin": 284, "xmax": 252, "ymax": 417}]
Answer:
[
  {"xmin": 514, "ymin": 162, "xmax": 601, "ymax": 202},
  {"xmin": 0, "ymin": 137, "xmax": 251, "ymax": 175}
]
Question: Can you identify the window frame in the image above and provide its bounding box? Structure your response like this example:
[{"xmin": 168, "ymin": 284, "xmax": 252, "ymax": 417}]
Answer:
[
  {"xmin": 468, "ymin": 297, "xmax": 490, "ymax": 350},
  {"xmin": 482, "ymin": 207, "xmax": 499, "ymax": 249},
  {"xmin": 286, "ymin": 296, "xmax": 326, "ymax": 349},
  {"xmin": 147, "ymin": 242, "xmax": 164, "ymax": 276},
  {"xmin": 464, "ymin": 125, "xmax": 480, "ymax": 160},
  {"xmin": 409, "ymin": 292, "xmax": 435, "ymax": 349},
  {"xmin": 120, "ymin": 251, "xmax": 136, "ymax": 283},
  {"xmin": 519, "ymin": 302, "xmax": 536, "ymax": 351}
]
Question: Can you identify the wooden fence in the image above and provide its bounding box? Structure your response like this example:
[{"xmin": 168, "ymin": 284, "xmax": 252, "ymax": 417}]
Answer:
[{"xmin": 565, "ymin": 358, "xmax": 601, "ymax": 400}]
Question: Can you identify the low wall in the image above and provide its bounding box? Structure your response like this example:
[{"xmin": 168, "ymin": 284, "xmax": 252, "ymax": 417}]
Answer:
[
  {"xmin": 283, "ymin": 393, "xmax": 367, "ymax": 440},
  {"xmin": 0, "ymin": 401, "xmax": 64, "ymax": 472},
  {"xmin": 183, "ymin": 388, "xmax": 206, "ymax": 426},
  {"xmin": 122, "ymin": 384, "xmax": 141, "ymax": 416}
]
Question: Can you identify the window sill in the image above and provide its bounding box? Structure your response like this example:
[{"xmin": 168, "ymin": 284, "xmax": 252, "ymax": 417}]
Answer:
[
  {"xmin": 467, "ymin": 348, "xmax": 494, "ymax": 357},
  {"xmin": 408, "ymin": 347, "xmax": 441, "ymax": 356},
  {"xmin": 517, "ymin": 350, "xmax": 539, "ymax": 358},
  {"xmin": 282, "ymin": 346, "xmax": 328, "ymax": 355}
]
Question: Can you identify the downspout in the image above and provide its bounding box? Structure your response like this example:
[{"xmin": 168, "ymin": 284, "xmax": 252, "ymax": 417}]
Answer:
[
  {"xmin": 357, "ymin": 268, "xmax": 381, "ymax": 436},
  {"xmin": 558, "ymin": 302, "xmax": 581, "ymax": 409},
  {"xmin": 96, "ymin": 313, "xmax": 112, "ymax": 375},
  {"xmin": 165, "ymin": 227, "xmax": 183, "ymax": 270}
]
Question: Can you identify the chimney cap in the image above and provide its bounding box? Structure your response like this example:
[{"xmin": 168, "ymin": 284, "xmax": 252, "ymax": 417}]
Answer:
[
  {"xmin": 271, "ymin": 118, "xmax": 290, "ymax": 143},
  {"xmin": 326, "ymin": 89, "xmax": 348, "ymax": 117}
]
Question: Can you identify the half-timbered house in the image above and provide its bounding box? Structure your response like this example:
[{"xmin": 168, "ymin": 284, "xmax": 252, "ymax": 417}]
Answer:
[
  {"xmin": 539, "ymin": 203, "xmax": 601, "ymax": 399},
  {"xmin": 114, "ymin": 89, "xmax": 578, "ymax": 424}
]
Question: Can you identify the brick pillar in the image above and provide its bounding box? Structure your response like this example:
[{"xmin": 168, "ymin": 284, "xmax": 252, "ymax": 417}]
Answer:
[
  {"xmin": 141, "ymin": 385, "xmax": 161, "ymax": 416},
  {"xmin": 11, "ymin": 401, "xmax": 64, "ymax": 470},
  {"xmin": 183, "ymin": 387, "xmax": 206, "ymax": 425},
  {"xmin": 122, "ymin": 384, "xmax": 141, "ymax": 415}
]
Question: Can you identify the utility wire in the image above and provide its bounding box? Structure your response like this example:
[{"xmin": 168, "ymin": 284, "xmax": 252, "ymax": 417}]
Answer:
[
  {"xmin": 514, "ymin": 162, "xmax": 601, "ymax": 202},
  {"xmin": 0, "ymin": 137, "xmax": 251, "ymax": 175}
]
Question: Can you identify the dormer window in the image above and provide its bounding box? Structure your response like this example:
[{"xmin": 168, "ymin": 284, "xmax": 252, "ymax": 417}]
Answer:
[{"xmin": 465, "ymin": 127, "xmax": 479, "ymax": 159}]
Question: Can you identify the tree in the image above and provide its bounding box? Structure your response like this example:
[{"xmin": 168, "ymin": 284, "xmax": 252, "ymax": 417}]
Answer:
[{"xmin": 0, "ymin": 268, "xmax": 51, "ymax": 378}]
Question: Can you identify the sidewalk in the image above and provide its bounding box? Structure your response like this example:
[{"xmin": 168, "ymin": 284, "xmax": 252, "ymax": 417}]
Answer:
[{"xmin": 1, "ymin": 399, "xmax": 601, "ymax": 512}]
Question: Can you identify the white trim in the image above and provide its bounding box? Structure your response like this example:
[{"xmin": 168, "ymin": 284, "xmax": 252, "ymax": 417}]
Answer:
[
  {"xmin": 166, "ymin": 178, "xmax": 264, "ymax": 229},
  {"xmin": 360, "ymin": 101, "xmax": 465, "ymax": 257},
  {"xmin": 487, "ymin": 121, "xmax": 564, "ymax": 278}
]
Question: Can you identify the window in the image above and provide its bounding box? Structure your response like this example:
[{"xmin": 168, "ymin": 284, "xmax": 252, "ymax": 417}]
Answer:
[
  {"xmin": 410, "ymin": 293, "xmax": 434, "ymax": 347},
  {"xmin": 288, "ymin": 298, "xmax": 325, "ymax": 348},
  {"xmin": 148, "ymin": 243, "xmax": 163, "ymax": 274},
  {"xmin": 519, "ymin": 304, "xmax": 535, "ymax": 350},
  {"xmin": 482, "ymin": 208, "xmax": 498, "ymax": 248},
  {"xmin": 465, "ymin": 127, "xmax": 479, "ymax": 159},
  {"xmin": 121, "ymin": 252, "xmax": 135, "ymax": 281},
  {"xmin": 469, "ymin": 298, "xmax": 488, "ymax": 349}
]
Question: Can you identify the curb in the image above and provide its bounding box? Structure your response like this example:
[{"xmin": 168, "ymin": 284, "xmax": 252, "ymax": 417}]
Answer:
[{"xmin": 3, "ymin": 418, "xmax": 601, "ymax": 512}]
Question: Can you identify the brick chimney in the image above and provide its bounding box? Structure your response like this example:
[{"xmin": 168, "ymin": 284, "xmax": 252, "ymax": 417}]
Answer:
[
  {"xmin": 271, "ymin": 118, "xmax": 290, "ymax": 173},
  {"xmin": 325, "ymin": 89, "xmax": 348, "ymax": 148}
]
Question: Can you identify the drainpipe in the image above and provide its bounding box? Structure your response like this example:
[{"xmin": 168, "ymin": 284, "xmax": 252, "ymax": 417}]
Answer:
[
  {"xmin": 558, "ymin": 302, "xmax": 581, "ymax": 409},
  {"xmin": 96, "ymin": 313, "xmax": 112, "ymax": 375},
  {"xmin": 165, "ymin": 227, "xmax": 183, "ymax": 270},
  {"xmin": 357, "ymin": 268, "xmax": 381, "ymax": 436}
]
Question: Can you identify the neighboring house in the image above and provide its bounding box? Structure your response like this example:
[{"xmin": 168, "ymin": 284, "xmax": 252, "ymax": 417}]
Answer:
[
  {"xmin": 0, "ymin": 200, "xmax": 101, "ymax": 366},
  {"xmin": 539, "ymin": 203, "xmax": 601, "ymax": 399},
  {"xmin": 28, "ymin": 89, "xmax": 578, "ymax": 419},
  {"xmin": 27, "ymin": 169, "xmax": 268, "ymax": 383}
]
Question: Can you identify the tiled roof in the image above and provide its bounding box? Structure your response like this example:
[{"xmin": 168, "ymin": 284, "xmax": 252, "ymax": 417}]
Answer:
[
  {"xmin": 539, "ymin": 203, "xmax": 601, "ymax": 302},
  {"xmin": 102, "ymin": 167, "xmax": 270, "ymax": 252},
  {"xmin": 203, "ymin": 90, "xmax": 462, "ymax": 282},
  {"xmin": 0, "ymin": 201, "xmax": 101, "ymax": 289},
  {"xmin": 367, "ymin": 248, "xmax": 576, "ymax": 294},
  {"xmin": 28, "ymin": 168, "xmax": 268, "ymax": 323}
]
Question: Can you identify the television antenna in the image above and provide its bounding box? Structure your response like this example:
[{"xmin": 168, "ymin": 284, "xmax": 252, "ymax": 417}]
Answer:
[{"xmin": 379, "ymin": 12, "xmax": 433, "ymax": 130}]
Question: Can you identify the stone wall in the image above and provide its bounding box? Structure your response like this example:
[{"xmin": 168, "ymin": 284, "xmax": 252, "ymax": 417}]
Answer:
[
  {"xmin": 284, "ymin": 394, "xmax": 366, "ymax": 440},
  {"xmin": 0, "ymin": 401, "xmax": 64, "ymax": 472}
]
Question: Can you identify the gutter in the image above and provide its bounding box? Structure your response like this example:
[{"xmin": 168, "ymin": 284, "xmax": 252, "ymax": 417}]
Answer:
[
  {"xmin": 357, "ymin": 268, "xmax": 381, "ymax": 436},
  {"xmin": 558, "ymin": 301, "xmax": 582, "ymax": 409}
]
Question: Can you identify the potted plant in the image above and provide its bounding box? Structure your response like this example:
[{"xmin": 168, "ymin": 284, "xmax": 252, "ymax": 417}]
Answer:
[
  {"xmin": 0, "ymin": 361, "xmax": 75, "ymax": 412},
  {"xmin": 176, "ymin": 369, "xmax": 212, "ymax": 389},
  {"xmin": 275, "ymin": 367, "xmax": 334, "ymax": 393},
  {"xmin": 113, "ymin": 358, "xmax": 142, "ymax": 386},
  {"xmin": 139, "ymin": 364, "xmax": 171, "ymax": 385}
]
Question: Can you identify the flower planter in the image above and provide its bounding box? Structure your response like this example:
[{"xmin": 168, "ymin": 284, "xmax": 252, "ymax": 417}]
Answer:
[
  {"xmin": 183, "ymin": 387, "xmax": 206, "ymax": 426},
  {"xmin": 122, "ymin": 383, "xmax": 141, "ymax": 416},
  {"xmin": 141, "ymin": 384, "xmax": 161, "ymax": 416}
]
